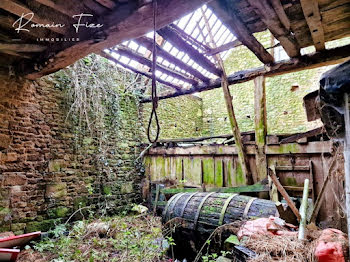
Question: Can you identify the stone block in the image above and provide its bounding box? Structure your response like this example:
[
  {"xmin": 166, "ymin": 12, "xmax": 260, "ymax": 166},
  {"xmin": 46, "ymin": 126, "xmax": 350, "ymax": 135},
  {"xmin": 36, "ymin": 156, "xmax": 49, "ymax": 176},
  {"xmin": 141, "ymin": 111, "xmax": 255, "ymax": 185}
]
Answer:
[
  {"xmin": 3, "ymin": 174, "xmax": 26, "ymax": 186},
  {"xmin": 5, "ymin": 153, "xmax": 17, "ymax": 162},
  {"xmin": 48, "ymin": 160, "xmax": 64, "ymax": 172},
  {"xmin": 121, "ymin": 182, "xmax": 133, "ymax": 194},
  {"xmin": 0, "ymin": 134, "xmax": 11, "ymax": 149},
  {"xmin": 45, "ymin": 183, "xmax": 67, "ymax": 199}
]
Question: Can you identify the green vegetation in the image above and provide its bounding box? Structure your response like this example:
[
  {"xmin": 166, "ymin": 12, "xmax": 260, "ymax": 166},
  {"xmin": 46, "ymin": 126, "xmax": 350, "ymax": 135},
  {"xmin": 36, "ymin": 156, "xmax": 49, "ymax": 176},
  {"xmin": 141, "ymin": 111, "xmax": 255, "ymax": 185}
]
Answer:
[{"xmin": 20, "ymin": 215, "xmax": 168, "ymax": 262}]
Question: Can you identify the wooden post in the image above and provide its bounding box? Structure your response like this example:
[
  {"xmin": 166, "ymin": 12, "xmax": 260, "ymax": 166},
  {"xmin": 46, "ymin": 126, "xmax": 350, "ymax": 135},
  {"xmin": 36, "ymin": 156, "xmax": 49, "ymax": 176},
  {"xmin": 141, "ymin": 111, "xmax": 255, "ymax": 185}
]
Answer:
[
  {"xmin": 298, "ymin": 179, "xmax": 309, "ymax": 240},
  {"xmin": 343, "ymin": 93, "xmax": 350, "ymax": 250},
  {"xmin": 269, "ymin": 166, "xmax": 301, "ymax": 221},
  {"xmin": 254, "ymin": 76, "xmax": 268, "ymax": 183},
  {"xmin": 201, "ymin": 8, "xmax": 252, "ymax": 184}
]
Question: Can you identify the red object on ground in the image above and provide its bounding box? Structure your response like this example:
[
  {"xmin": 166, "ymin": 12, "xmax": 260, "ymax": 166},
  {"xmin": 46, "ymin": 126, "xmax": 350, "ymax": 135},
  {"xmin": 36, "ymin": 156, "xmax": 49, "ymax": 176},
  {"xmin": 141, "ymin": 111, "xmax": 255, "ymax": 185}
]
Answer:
[
  {"xmin": 0, "ymin": 248, "xmax": 20, "ymax": 262},
  {"xmin": 237, "ymin": 217, "xmax": 297, "ymax": 240},
  {"xmin": 315, "ymin": 228, "xmax": 348, "ymax": 262},
  {"xmin": 0, "ymin": 232, "xmax": 41, "ymax": 248}
]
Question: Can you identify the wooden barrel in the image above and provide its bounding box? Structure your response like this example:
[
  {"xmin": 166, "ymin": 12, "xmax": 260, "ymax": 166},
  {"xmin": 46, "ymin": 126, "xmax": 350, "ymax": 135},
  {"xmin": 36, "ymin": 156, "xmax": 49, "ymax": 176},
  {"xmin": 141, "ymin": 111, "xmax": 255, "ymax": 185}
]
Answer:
[{"xmin": 162, "ymin": 192, "xmax": 277, "ymax": 233}]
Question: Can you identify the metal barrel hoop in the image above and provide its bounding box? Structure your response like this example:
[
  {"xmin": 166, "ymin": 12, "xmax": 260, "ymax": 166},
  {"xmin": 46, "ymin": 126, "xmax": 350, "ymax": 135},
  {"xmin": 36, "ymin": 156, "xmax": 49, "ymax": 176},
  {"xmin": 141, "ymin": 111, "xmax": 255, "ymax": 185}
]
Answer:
[
  {"xmin": 243, "ymin": 197, "xmax": 257, "ymax": 219},
  {"xmin": 193, "ymin": 192, "xmax": 216, "ymax": 230},
  {"xmin": 218, "ymin": 194, "xmax": 238, "ymax": 226},
  {"xmin": 179, "ymin": 192, "xmax": 199, "ymax": 218}
]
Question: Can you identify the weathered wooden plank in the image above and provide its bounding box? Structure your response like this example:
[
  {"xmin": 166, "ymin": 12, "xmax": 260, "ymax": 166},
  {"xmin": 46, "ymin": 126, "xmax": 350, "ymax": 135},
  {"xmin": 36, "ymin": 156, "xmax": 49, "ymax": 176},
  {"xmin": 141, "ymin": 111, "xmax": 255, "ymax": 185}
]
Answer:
[
  {"xmin": 300, "ymin": 0, "xmax": 325, "ymax": 51},
  {"xmin": 208, "ymin": 0, "xmax": 274, "ymax": 64},
  {"xmin": 141, "ymin": 44, "xmax": 350, "ymax": 102},
  {"xmin": 160, "ymin": 183, "xmax": 269, "ymax": 194},
  {"xmin": 0, "ymin": 44, "xmax": 47, "ymax": 52},
  {"xmin": 147, "ymin": 141, "xmax": 334, "ymax": 156},
  {"xmin": 247, "ymin": 0, "xmax": 300, "ymax": 57},
  {"xmin": 202, "ymin": 157, "xmax": 215, "ymax": 186},
  {"xmin": 214, "ymin": 158, "xmax": 224, "ymax": 187},
  {"xmin": 270, "ymin": 0, "xmax": 291, "ymax": 31},
  {"xmin": 33, "ymin": 0, "xmax": 77, "ymax": 17},
  {"xmin": 254, "ymin": 76, "xmax": 268, "ymax": 182},
  {"xmin": 0, "ymin": 0, "xmax": 66, "ymax": 34},
  {"xmin": 183, "ymin": 158, "xmax": 202, "ymax": 187},
  {"xmin": 95, "ymin": 0, "xmax": 117, "ymax": 9}
]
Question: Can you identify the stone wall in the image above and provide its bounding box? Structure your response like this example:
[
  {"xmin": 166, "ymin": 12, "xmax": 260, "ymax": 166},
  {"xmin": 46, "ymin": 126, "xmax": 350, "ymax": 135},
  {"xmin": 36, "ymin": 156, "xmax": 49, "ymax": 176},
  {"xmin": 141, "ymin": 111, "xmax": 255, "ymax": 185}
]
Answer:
[
  {"xmin": 141, "ymin": 95, "xmax": 203, "ymax": 140},
  {"xmin": 200, "ymin": 35, "xmax": 350, "ymax": 136},
  {"xmin": 0, "ymin": 74, "xmax": 144, "ymax": 234}
]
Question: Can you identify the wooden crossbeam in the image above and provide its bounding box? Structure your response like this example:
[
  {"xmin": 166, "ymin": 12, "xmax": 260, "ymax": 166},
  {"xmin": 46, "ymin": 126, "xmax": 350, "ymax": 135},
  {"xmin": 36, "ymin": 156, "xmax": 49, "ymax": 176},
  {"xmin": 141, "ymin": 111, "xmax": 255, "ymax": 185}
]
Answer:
[
  {"xmin": 169, "ymin": 23, "xmax": 211, "ymax": 53},
  {"xmin": 141, "ymin": 44, "xmax": 350, "ymax": 102},
  {"xmin": 209, "ymin": 0, "xmax": 274, "ymax": 64},
  {"xmin": 100, "ymin": 50, "xmax": 183, "ymax": 91},
  {"xmin": 300, "ymin": 0, "xmax": 325, "ymax": 51},
  {"xmin": 205, "ymin": 39, "xmax": 242, "ymax": 56},
  {"xmin": 0, "ymin": 0, "xmax": 66, "ymax": 34},
  {"xmin": 157, "ymin": 26, "xmax": 222, "ymax": 77},
  {"xmin": 0, "ymin": 43, "xmax": 47, "ymax": 52},
  {"xmin": 247, "ymin": 0, "xmax": 300, "ymax": 57},
  {"xmin": 134, "ymin": 36, "xmax": 211, "ymax": 83},
  {"xmin": 115, "ymin": 45, "xmax": 198, "ymax": 85},
  {"xmin": 24, "ymin": 0, "xmax": 210, "ymax": 79}
]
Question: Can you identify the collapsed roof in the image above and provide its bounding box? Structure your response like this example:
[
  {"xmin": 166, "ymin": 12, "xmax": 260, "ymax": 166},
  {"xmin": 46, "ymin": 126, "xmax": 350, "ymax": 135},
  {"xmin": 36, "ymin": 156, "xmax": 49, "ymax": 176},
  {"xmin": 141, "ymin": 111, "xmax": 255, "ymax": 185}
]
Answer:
[{"xmin": 0, "ymin": 0, "xmax": 349, "ymax": 100}]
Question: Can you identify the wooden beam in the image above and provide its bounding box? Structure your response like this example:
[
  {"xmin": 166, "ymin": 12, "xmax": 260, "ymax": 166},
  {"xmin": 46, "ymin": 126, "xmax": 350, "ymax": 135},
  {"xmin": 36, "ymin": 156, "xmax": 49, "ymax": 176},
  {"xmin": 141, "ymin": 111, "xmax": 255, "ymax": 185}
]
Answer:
[
  {"xmin": 0, "ymin": 43, "xmax": 47, "ymax": 52},
  {"xmin": 269, "ymin": 165, "xmax": 301, "ymax": 221},
  {"xmin": 205, "ymin": 39, "xmax": 242, "ymax": 56},
  {"xmin": 300, "ymin": 0, "xmax": 326, "ymax": 51},
  {"xmin": 270, "ymin": 0, "xmax": 291, "ymax": 31},
  {"xmin": 134, "ymin": 36, "xmax": 211, "ymax": 82},
  {"xmin": 202, "ymin": 8, "xmax": 252, "ymax": 184},
  {"xmin": 254, "ymin": 76, "xmax": 268, "ymax": 182},
  {"xmin": 247, "ymin": 0, "xmax": 300, "ymax": 57},
  {"xmin": 24, "ymin": 0, "xmax": 211, "ymax": 79},
  {"xmin": 141, "ymin": 45, "xmax": 350, "ymax": 102},
  {"xmin": 157, "ymin": 26, "xmax": 222, "ymax": 77},
  {"xmin": 95, "ymin": 0, "xmax": 117, "ymax": 9},
  {"xmin": 99, "ymin": 50, "xmax": 183, "ymax": 91},
  {"xmin": 33, "ymin": 0, "xmax": 77, "ymax": 17},
  {"xmin": 280, "ymin": 127, "xmax": 324, "ymax": 144},
  {"xmin": 208, "ymin": 0, "xmax": 274, "ymax": 64},
  {"xmin": 169, "ymin": 23, "xmax": 211, "ymax": 53},
  {"xmin": 0, "ymin": 0, "xmax": 66, "ymax": 34},
  {"xmin": 115, "ymin": 45, "xmax": 198, "ymax": 85}
]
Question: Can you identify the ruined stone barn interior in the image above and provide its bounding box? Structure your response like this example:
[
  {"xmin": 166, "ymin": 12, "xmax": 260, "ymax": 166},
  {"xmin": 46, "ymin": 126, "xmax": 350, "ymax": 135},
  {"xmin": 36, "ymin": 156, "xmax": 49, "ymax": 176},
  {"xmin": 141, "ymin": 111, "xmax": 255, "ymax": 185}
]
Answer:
[{"xmin": 0, "ymin": 0, "xmax": 350, "ymax": 261}]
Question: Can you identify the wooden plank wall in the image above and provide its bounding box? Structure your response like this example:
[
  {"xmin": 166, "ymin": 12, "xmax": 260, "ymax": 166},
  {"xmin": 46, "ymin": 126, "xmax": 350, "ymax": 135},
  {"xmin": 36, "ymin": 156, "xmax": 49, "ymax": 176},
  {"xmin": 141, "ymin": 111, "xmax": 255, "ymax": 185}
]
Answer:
[{"xmin": 144, "ymin": 141, "xmax": 346, "ymax": 230}]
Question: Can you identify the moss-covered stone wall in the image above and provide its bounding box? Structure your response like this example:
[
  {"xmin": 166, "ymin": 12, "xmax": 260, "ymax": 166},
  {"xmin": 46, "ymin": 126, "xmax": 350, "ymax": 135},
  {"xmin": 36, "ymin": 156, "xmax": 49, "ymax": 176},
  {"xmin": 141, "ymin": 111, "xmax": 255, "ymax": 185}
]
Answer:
[
  {"xmin": 141, "ymin": 95, "xmax": 203, "ymax": 139},
  {"xmin": 201, "ymin": 34, "xmax": 350, "ymax": 135},
  {"xmin": 0, "ymin": 71, "xmax": 144, "ymax": 234}
]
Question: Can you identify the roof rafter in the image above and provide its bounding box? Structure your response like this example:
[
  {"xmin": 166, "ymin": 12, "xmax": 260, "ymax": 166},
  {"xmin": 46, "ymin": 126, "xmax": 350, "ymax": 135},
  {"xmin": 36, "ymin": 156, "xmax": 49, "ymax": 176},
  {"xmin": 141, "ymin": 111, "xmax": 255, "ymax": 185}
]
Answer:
[
  {"xmin": 100, "ymin": 50, "xmax": 183, "ymax": 91},
  {"xmin": 157, "ymin": 25, "xmax": 223, "ymax": 77},
  {"xmin": 115, "ymin": 45, "xmax": 199, "ymax": 85},
  {"xmin": 300, "ymin": 0, "xmax": 326, "ymax": 51},
  {"xmin": 247, "ymin": 0, "xmax": 300, "ymax": 57},
  {"xmin": 24, "ymin": 0, "xmax": 211, "ymax": 79},
  {"xmin": 208, "ymin": 0, "xmax": 274, "ymax": 64},
  {"xmin": 134, "ymin": 36, "xmax": 211, "ymax": 82}
]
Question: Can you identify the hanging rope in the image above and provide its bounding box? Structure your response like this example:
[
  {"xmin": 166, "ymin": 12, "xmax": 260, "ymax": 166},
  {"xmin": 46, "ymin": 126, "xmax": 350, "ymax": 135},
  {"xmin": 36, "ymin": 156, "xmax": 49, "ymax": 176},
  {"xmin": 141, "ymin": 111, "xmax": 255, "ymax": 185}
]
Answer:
[{"xmin": 147, "ymin": 0, "xmax": 160, "ymax": 143}]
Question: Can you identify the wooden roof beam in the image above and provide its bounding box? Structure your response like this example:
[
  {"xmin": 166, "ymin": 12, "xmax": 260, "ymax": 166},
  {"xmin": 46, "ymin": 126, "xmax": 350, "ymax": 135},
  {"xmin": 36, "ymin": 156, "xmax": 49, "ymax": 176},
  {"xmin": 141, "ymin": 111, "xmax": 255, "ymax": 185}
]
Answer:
[
  {"xmin": 115, "ymin": 45, "xmax": 199, "ymax": 85},
  {"xmin": 141, "ymin": 44, "xmax": 350, "ymax": 102},
  {"xmin": 247, "ymin": 0, "xmax": 300, "ymax": 57},
  {"xmin": 100, "ymin": 50, "xmax": 183, "ymax": 91},
  {"xmin": 134, "ymin": 36, "xmax": 211, "ymax": 83},
  {"xmin": 157, "ymin": 26, "xmax": 223, "ymax": 77},
  {"xmin": 0, "ymin": 43, "xmax": 47, "ymax": 52},
  {"xmin": 300, "ymin": 0, "xmax": 326, "ymax": 51},
  {"xmin": 208, "ymin": 0, "xmax": 274, "ymax": 64},
  {"xmin": 24, "ymin": 0, "xmax": 211, "ymax": 79},
  {"xmin": 32, "ymin": 0, "xmax": 77, "ymax": 17},
  {"xmin": 205, "ymin": 39, "xmax": 242, "ymax": 56},
  {"xmin": 0, "ymin": 0, "xmax": 66, "ymax": 34}
]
